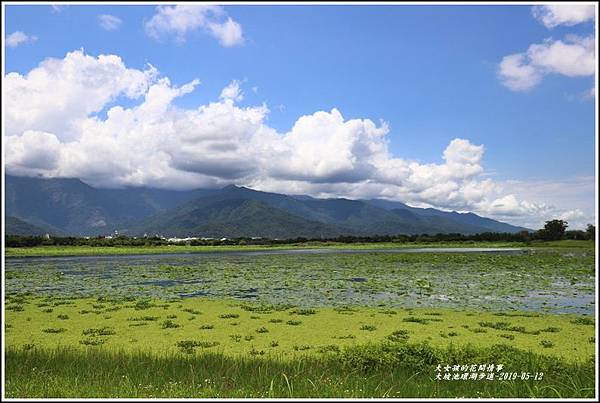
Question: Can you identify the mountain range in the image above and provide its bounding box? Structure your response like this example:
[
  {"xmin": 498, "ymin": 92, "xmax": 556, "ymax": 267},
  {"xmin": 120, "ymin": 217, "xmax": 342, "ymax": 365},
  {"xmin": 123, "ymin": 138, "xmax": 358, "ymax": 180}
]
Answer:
[{"xmin": 5, "ymin": 175, "xmax": 528, "ymax": 238}]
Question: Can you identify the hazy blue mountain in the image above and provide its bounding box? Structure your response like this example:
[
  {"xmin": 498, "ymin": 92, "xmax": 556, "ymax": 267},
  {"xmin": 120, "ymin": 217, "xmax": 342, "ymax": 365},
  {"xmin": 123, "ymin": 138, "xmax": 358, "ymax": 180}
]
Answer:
[
  {"xmin": 364, "ymin": 198, "xmax": 529, "ymax": 233},
  {"xmin": 135, "ymin": 197, "xmax": 348, "ymax": 238},
  {"xmin": 5, "ymin": 216, "xmax": 61, "ymax": 236},
  {"xmin": 5, "ymin": 175, "xmax": 528, "ymax": 237},
  {"xmin": 5, "ymin": 175, "xmax": 214, "ymax": 235}
]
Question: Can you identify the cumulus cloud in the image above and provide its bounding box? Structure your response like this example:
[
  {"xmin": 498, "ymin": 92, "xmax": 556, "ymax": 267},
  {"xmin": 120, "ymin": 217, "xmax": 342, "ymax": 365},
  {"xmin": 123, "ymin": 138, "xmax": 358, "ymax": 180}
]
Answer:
[
  {"xmin": 145, "ymin": 5, "xmax": 244, "ymax": 46},
  {"xmin": 6, "ymin": 31, "xmax": 38, "ymax": 48},
  {"xmin": 532, "ymin": 4, "xmax": 596, "ymax": 28},
  {"xmin": 4, "ymin": 50, "xmax": 594, "ymax": 229},
  {"xmin": 499, "ymin": 35, "xmax": 595, "ymax": 91},
  {"xmin": 98, "ymin": 14, "xmax": 122, "ymax": 31},
  {"xmin": 4, "ymin": 50, "xmax": 158, "ymax": 140},
  {"xmin": 220, "ymin": 80, "xmax": 244, "ymax": 101}
]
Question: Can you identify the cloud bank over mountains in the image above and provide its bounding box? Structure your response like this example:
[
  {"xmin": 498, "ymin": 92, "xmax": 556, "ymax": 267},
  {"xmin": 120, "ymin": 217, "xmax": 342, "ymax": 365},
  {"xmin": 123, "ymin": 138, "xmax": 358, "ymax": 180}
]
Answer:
[{"xmin": 5, "ymin": 49, "xmax": 593, "ymax": 229}]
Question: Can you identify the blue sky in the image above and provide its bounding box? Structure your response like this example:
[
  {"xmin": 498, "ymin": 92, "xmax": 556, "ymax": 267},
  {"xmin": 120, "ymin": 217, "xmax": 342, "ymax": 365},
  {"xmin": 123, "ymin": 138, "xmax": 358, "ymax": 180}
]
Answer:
[{"xmin": 3, "ymin": 4, "xmax": 597, "ymax": 228}]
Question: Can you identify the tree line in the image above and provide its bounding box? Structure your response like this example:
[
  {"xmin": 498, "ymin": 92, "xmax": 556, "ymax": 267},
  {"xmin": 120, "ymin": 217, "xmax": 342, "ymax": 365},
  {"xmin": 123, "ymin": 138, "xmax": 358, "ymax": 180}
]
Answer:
[{"xmin": 4, "ymin": 220, "xmax": 595, "ymax": 248}]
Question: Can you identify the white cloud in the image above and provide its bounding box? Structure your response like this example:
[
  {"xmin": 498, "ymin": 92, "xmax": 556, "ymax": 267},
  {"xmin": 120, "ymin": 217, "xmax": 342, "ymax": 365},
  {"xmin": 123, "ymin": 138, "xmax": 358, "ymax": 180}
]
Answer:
[
  {"xmin": 4, "ymin": 50, "xmax": 594, "ymax": 229},
  {"xmin": 6, "ymin": 31, "xmax": 38, "ymax": 48},
  {"xmin": 220, "ymin": 80, "xmax": 244, "ymax": 102},
  {"xmin": 51, "ymin": 5, "xmax": 66, "ymax": 13},
  {"xmin": 498, "ymin": 53, "xmax": 543, "ymax": 91},
  {"xmin": 4, "ymin": 50, "xmax": 158, "ymax": 140},
  {"xmin": 584, "ymin": 86, "xmax": 596, "ymax": 99},
  {"xmin": 145, "ymin": 5, "xmax": 244, "ymax": 46},
  {"xmin": 207, "ymin": 17, "xmax": 244, "ymax": 47},
  {"xmin": 98, "ymin": 14, "xmax": 123, "ymax": 31},
  {"xmin": 532, "ymin": 4, "xmax": 596, "ymax": 28},
  {"xmin": 499, "ymin": 35, "xmax": 595, "ymax": 91}
]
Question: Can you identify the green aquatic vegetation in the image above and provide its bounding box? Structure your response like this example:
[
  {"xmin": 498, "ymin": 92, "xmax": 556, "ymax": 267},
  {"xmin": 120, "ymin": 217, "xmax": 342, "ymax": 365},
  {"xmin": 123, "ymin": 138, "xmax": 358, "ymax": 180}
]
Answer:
[
  {"xmin": 248, "ymin": 347, "xmax": 265, "ymax": 356},
  {"xmin": 127, "ymin": 316, "xmax": 159, "ymax": 322},
  {"xmin": 378, "ymin": 309, "xmax": 397, "ymax": 315},
  {"xmin": 42, "ymin": 328, "xmax": 66, "ymax": 334},
  {"xmin": 219, "ymin": 313, "xmax": 240, "ymax": 319},
  {"xmin": 82, "ymin": 327, "xmax": 116, "ymax": 336},
  {"xmin": 478, "ymin": 321, "xmax": 511, "ymax": 330},
  {"xmin": 176, "ymin": 340, "xmax": 220, "ymax": 353},
  {"xmin": 290, "ymin": 308, "xmax": 316, "ymax": 316},
  {"xmin": 402, "ymin": 317, "xmax": 432, "ymax": 325},
  {"xmin": 240, "ymin": 303, "xmax": 275, "ymax": 313},
  {"xmin": 571, "ymin": 317, "xmax": 594, "ymax": 326},
  {"xmin": 128, "ymin": 323, "xmax": 148, "ymax": 327},
  {"xmin": 5, "ymin": 248, "xmax": 595, "ymax": 314},
  {"xmin": 161, "ymin": 320, "xmax": 180, "ymax": 329},
  {"xmin": 79, "ymin": 337, "xmax": 106, "ymax": 346},
  {"xmin": 134, "ymin": 300, "xmax": 155, "ymax": 310},
  {"xmin": 333, "ymin": 334, "xmax": 356, "ymax": 340},
  {"xmin": 317, "ymin": 345, "xmax": 340, "ymax": 353},
  {"xmin": 386, "ymin": 330, "xmax": 410, "ymax": 342}
]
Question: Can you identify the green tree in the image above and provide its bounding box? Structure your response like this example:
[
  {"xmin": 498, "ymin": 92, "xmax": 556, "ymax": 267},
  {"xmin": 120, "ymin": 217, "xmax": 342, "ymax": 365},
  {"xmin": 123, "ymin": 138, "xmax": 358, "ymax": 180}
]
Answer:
[
  {"xmin": 586, "ymin": 224, "xmax": 596, "ymax": 240},
  {"xmin": 537, "ymin": 219, "xmax": 568, "ymax": 241}
]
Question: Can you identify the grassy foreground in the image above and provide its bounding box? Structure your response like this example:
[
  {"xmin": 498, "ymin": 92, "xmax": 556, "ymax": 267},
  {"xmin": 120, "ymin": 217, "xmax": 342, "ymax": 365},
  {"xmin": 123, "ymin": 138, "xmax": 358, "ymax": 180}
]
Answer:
[{"xmin": 5, "ymin": 341, "xmax": 595, "ymax": 398}]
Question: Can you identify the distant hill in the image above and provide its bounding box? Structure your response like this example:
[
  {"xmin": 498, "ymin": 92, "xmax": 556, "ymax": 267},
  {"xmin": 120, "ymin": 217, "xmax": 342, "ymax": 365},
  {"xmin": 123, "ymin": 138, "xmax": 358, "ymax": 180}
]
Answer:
[
  {"xmin": 5, "ymin": 175, "xmax": 529, "ymax": 238},
  {"xmin": 5, "ymin": 175, "xmax": 213, "ymax": 235},
  {"xmin": 364, "ymin": 199, "xmax": 527, "ymax": 234},
  {"xmin": 5, "ymin": 216, "xmax": 58, "ymax": 236}
]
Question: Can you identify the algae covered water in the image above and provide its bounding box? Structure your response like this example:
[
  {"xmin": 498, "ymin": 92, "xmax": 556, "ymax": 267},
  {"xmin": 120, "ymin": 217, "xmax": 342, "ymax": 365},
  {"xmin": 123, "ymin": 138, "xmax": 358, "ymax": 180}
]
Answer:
[{"xmin": 5, "ymin": 248, "xmax": 594, "ymax": 314}]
